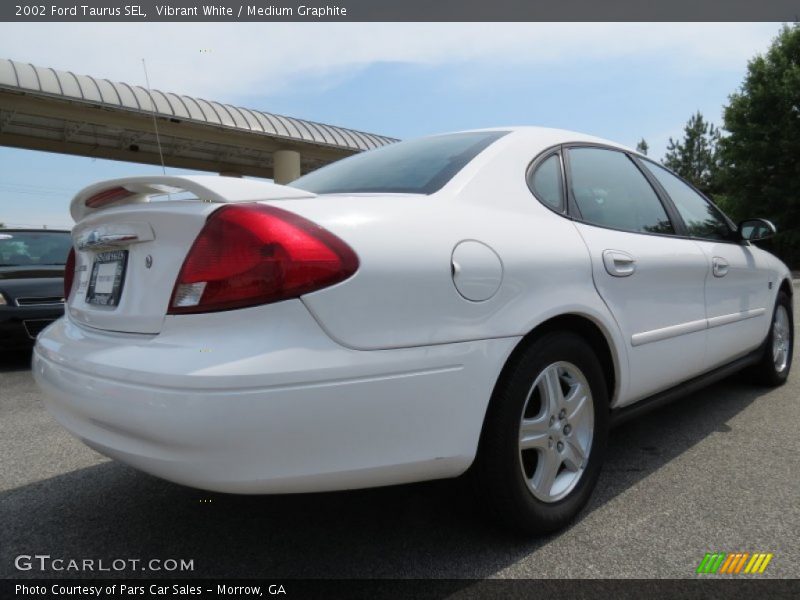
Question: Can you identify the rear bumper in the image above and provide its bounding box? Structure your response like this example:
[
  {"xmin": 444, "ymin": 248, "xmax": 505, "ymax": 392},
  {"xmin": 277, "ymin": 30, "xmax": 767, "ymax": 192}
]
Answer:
[{"xmin": 33, "ymin": 301, "xmax": 518, "ymax": 493}]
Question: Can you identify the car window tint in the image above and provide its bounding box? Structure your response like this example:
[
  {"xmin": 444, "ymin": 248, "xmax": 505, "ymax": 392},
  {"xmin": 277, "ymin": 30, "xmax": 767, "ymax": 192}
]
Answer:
[
  {"xmin": 568, "ymin": 148, "xmax": 674, "ymax": 235},
  {"xmin": 0, "ymin": 231, "xmax": 72, "ymax": 266},
  {"xmin": 291, "ymin": 131, "xmax": 509, "ymax": 195},
  {"xmin": 529, "ymin": 154, "xmax": 563, "ymax": 210},
  {"xmin": 640, "ymin": 161, "xmax": 731, "ymax": 240}
]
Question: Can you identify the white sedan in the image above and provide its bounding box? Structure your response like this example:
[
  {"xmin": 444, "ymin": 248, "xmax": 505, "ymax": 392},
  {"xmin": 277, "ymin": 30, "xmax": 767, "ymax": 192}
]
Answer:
[{"xmin": 33, "ymin": 127, "xmax": 794, "ymax": 534}]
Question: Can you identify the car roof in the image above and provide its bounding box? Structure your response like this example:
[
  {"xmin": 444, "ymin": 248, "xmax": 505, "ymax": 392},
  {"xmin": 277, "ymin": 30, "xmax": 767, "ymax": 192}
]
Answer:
[{"xmin": 447, "ymin": 126, "xmax": 638, "ymax": 156}]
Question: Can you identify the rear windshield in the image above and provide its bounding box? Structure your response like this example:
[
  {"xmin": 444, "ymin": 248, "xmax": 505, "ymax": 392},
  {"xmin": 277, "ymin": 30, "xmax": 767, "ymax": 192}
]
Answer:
[
  {"xmin": 0, "ymin": 231, "xmax": 72, "ymax": 266},
  {"xmin": 291, "ymin": 130, "xmax": 509, "ymax": 195}
]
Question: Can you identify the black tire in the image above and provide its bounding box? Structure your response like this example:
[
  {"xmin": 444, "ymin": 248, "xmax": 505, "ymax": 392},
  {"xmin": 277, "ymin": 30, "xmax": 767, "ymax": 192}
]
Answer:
[
  {"xmin": 473, "ymin": 331, "xmax": 609, "ymax": 535},
  {"xmin": 749, "ymin": 290, "xmax": 794, "ymax": 387}
]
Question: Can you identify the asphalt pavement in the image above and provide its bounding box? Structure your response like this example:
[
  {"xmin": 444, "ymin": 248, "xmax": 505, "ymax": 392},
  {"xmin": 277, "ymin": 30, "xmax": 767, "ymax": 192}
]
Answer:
[{"xmin": 1, "ymin": 292, "xmax": 798, "ymax": 580}]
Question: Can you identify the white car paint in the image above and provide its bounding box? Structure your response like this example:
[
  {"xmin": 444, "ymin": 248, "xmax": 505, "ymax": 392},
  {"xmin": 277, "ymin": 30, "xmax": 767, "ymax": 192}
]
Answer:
[
  {"xmin": 574, "ymin": 222, "xmax": 710, "ymax": 403},
  {"xmin": 35, "ymin": 301, "xmax": 516, "ymax": 493},
  {"xmin": 33, "ymin": 127, "xmax": 792, "ymax": 494},
  {"xmin": 698, "ymin": 239, "xmax": 773, "ymax": 370}
]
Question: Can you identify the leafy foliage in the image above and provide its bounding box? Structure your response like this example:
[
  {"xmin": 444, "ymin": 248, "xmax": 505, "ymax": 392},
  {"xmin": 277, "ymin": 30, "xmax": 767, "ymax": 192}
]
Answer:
[
  {"xmin": 635, "ymin": 138, "xmax": 649, "ymax": 156},
  {"xmin": 718, "ymin": 24, "xmax": 800, "ymax": 267},
  {"xmin": 662, "ymin": 112, "xmax": 721, "ymax": 196}
]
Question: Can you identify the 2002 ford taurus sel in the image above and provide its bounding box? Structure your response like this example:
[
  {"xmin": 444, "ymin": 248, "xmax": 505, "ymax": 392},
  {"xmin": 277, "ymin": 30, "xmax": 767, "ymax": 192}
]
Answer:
[{"xmin": 33, "ymin": 128, "xmax": 794, "ymax": 533}]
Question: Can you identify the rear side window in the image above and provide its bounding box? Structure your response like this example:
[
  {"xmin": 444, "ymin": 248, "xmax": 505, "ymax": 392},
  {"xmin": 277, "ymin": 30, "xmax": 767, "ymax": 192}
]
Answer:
[
  {"xmin": 568, "ymin": 148, "xmax": 674, "ymax": 235},
  {"xmin": 291, "ymin": 131, "xmax": 509, "ymax": 195},
  {"xmin": 529, "ymin": 153, "xmax": 564, "ymax": 210},
  {"xmin": 640, "ymin": 161, "xmax": 731, "ymax": 241}
]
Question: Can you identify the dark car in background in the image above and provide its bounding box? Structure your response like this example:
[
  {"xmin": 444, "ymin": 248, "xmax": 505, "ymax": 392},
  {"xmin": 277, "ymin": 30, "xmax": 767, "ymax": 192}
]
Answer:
[{"xmin": 0, "ymin": 229, "xmax": 71, "ymax": 350}]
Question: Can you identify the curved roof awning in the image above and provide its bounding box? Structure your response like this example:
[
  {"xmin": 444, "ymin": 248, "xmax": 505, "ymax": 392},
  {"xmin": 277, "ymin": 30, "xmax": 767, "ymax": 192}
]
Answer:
[{"xmin": 0, "ymin": 58, "xmax": 398, "ymax": 178}]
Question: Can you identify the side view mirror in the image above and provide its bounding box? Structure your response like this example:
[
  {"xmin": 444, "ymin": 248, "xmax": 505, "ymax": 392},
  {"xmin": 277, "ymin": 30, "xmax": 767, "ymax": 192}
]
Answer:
[{"xmin": 738, "ymin": 218, "xmax": 776, "ymax": 242}]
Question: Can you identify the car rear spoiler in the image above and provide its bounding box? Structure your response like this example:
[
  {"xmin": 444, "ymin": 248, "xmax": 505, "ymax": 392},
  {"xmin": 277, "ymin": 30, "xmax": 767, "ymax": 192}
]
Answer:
[{"xmin": 70, "ymin": 175, "xmax": 316, "ymax": 221}]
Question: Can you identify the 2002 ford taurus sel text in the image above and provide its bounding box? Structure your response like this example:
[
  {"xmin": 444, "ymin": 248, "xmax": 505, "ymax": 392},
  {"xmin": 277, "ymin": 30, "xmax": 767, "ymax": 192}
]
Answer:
[{"xmin": 33, "ymin": 128, "xmax": 794, "ymax": 533}]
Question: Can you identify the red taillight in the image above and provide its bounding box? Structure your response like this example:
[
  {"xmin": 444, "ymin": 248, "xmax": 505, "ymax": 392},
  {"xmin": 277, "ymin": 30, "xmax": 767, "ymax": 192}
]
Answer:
[
  {"xmin": 85, "ymin": 186, "xmax": 133, "ymax": 209},
  {"xmin": 168, "ymin": 204, "xmax": 359, "ymax": 314},
  {"xmin": 64, "ymin": 248, "xmax": 76, "ymax": 300}
]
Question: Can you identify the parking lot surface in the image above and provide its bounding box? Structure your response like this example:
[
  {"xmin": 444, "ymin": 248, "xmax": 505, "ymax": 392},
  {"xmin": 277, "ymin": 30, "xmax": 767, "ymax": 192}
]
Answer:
[{"xmin": 1, "ymin": 291, "xmax": 798, "ymax": 580}]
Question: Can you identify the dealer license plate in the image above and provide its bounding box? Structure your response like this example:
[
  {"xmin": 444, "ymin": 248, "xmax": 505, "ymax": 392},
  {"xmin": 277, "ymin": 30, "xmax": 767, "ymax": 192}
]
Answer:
[{"xmin": 85, "ymin": 250, "xmax": 128, "ymax": 307}]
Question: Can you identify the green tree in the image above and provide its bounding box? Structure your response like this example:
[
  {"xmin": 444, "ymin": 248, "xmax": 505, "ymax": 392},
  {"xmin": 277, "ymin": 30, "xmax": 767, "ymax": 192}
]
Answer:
[
  {"xmin": 718, "ymin": 24, "xmax": 800, "ymax": 267},
  {"xmin": 662, "ymin": 112, "xmax": 721, "ymax": 196},
  {"xmin": 636, "ymin": 138, "xmax": 649, "ymax": 156}
]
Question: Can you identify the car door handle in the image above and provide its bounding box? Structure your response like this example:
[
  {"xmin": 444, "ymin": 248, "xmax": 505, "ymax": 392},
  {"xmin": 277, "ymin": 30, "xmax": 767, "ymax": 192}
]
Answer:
[
  {"xmin": 712, "ymin": 257, "xmax": 729, "ymax": 277},
  {"xmin": 602, "ymin": 250, "xmax": 636, "ymax": 277}
]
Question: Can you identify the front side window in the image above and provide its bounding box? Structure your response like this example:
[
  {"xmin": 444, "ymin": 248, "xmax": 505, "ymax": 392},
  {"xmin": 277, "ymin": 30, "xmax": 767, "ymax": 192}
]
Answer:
[
  {"xmin": 640, "ymin": 161, "xmax": 731, "ymax": 241},
  {"xmin": 567, "ymin": 148, "xmax": 674, "ymax": 235},
  {"xmin": 528, "ymin": 153, "xmax": 564, "ymax": 210},
  {"xmin": 291, "ymin": 131, "xmax": 509, "ymax": 195}
]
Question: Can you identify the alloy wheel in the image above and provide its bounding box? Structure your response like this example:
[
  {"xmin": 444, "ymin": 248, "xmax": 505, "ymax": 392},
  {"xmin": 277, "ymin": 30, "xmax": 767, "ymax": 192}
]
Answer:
[
  {"xmin": 772, "ymin": 304, "xmax": 792, "ymax": 373},
  {"xmin": 518, "ymin": 361, "xmax": 594, "ymax": 503}
]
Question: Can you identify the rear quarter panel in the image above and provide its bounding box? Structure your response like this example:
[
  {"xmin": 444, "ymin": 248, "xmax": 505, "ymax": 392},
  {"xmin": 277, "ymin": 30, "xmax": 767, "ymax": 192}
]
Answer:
[{"xmin": 292, "ymin": 133, "xmax": 629, "ymax": 402}]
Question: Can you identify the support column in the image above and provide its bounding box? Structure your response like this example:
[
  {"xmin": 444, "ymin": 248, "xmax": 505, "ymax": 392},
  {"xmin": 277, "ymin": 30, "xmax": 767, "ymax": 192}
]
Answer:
[{"xmin": 273, "ymin": 149, "xmax": 301, "ymax": 184}]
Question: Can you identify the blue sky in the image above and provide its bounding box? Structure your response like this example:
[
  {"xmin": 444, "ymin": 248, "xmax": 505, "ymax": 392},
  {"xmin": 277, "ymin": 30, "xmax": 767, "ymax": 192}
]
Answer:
[{"xmin": 0, "ymin": 22, "xmax": 782, "ymax": 228}]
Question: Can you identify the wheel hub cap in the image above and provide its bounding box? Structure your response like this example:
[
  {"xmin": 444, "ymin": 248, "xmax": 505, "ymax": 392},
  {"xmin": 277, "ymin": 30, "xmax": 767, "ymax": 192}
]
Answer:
[
  {"xmin": 518, "ymin": 361, "xmax": 595, "ymax": 503},
  {"xmin": 772, "ymin": 305, "xmax": 791, "ymax": 373}
]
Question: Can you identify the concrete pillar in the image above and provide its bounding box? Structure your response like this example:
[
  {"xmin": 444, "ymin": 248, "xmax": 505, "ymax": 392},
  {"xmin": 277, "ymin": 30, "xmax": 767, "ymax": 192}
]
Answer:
[{"xmin": 273, "ymin": 150, "xmax": 301, "ymax": 184}]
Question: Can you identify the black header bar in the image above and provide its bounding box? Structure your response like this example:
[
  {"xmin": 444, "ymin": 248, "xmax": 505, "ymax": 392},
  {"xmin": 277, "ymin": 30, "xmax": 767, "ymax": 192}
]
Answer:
[{"xmin": 2, "ymin": 0, "xmax": 800, "ymax": 22}]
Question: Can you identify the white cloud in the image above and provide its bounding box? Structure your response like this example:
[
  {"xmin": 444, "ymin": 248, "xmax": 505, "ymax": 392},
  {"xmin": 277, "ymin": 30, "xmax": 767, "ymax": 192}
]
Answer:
[{"xmin": 0, "ymin": 23, "xmax": 779, "ymax": 101}]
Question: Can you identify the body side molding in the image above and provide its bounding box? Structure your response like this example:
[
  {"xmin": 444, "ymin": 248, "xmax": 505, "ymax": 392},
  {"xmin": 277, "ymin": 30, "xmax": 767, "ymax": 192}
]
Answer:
[{"xmin": 631, "ymin": 308, "xmax": 767, "ymax": 347}]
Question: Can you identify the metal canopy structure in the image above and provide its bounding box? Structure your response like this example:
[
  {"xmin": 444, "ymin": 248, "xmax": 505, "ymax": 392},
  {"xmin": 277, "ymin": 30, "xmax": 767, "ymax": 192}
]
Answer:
[{"xmin": 0, "ymin": 58, "xmax": 398, "ymax": 181}]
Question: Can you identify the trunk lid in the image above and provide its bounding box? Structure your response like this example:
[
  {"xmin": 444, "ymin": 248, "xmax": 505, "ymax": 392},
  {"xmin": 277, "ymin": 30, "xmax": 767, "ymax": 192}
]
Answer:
[{"xmin": 67, "ymin": 176, "xmax": 315, "ymax": 334}]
